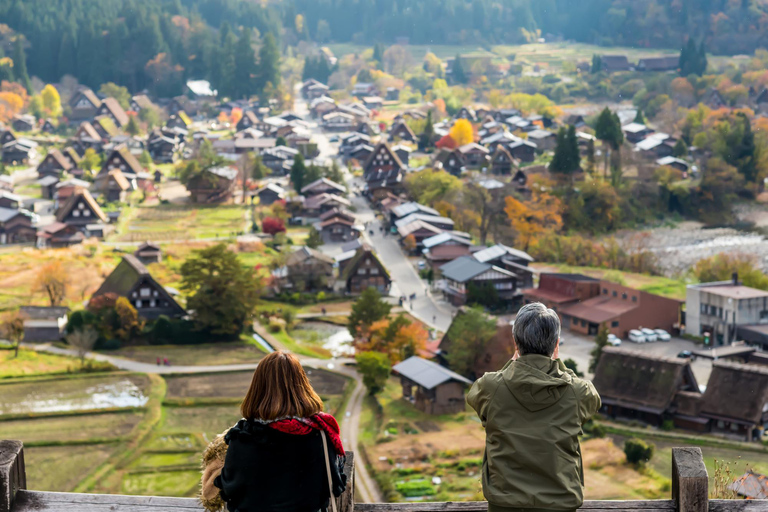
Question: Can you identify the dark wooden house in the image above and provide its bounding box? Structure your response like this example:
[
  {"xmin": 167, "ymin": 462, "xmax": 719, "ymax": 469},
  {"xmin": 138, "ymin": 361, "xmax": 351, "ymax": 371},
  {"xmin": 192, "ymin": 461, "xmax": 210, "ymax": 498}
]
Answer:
[
  {"xmin": 37, "ymin": 149, "xmax": 74, "ymax": 178},
  {"xmin": 91, "ymin": 255, "xmax": 186, "ymax": 320},
  {"xmin": 340, "ymin": 245, "xmax": 391, "ymax": 295},
  {"xmin": 392, "ymin": 356, "xmax": 472, "ymax": 415},
  {"xmin": 490, "ymin": 145, "xmax": 515, "ymax": 175},
  {"xmin": 273, "ymin": 246, "xmax": 336, "ymax": 292},
  {"xmin": 55, "ymin": 188, "xmax": 109, "ymax": 227},
  {"xmin": 96, "ymin": 97, "xmax": 129, "ymax": 127},
  {"xmin": 19, "ymin": 306, "xmax": 69, "ymax": 342},
  {"xmin": 362, "ymin": 143, "xmax": 406, "ymax": 199},
  {"xmin": 186, "ymin": 166, "xmax": 238, "ymax": 203},
  {"xmin": 389, "ymin": 121, "xmax": 416, "ymax": 142},
  {"xmin": 0, "ymin": 207, "xmax": 35, "ymax": 244},
  {"xmin": 68, "ymin": 89, "xmax": 102, "ymax": 121},
  {"xmin": 134, "ymin": 242, "xmax": 163, "ymax": 264}
]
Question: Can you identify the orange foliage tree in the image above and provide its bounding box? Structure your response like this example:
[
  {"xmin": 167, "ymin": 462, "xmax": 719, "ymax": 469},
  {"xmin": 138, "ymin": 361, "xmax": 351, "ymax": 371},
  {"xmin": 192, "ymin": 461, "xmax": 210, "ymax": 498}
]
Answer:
[
  {"xmin": 230, "ymin": 107, "xmax": 243, "ymax": 126},
  {"xmin": 356, "ymin": 315, "xmax": 428, "ymax": 364},
  {"xmin": 504, "ymin": 180, "xmax": 563, "ymax": 251}
]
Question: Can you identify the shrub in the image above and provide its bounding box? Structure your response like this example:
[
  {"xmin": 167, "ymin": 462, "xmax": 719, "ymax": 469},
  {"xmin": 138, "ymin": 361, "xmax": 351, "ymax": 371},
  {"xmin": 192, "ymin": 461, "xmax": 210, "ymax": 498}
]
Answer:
[
  {"xmin": 97, "ymin": 338, "xmax": 122, "ymax": 351},
  {"xmin": 584, "ymin": 421, "xmax": 606, "ymax": 438},
  {"xmin": 395, "ymin": 479, "xmax": 436, "ymax": 497},
  {"xmin": 661, "ymin": 419, "xmax": 675, "ymax": 431},
  {"xmin": 316, "ymin": 291, "xmax": 326, "ymax": 301},
  {"xmin": 268, "ymin": 318, "xmax": 285, "ymax": 333},
  {"xmin": 624, "ymin": 438, "xmax": 655, "ymax": 465},
  {"xmin": 262, "ymin": 216, "xmax": 286, "ymax": 235}
]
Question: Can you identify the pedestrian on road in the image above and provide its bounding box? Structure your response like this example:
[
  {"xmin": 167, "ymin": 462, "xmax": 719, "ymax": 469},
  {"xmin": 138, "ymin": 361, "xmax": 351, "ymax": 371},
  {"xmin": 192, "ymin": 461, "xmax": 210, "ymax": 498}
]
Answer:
[
  {"xmin": 201, "ymin": 351, "xmax": 347, "ymax": 512},
  {"xmin": 156, "ymin": 357, "xmax": 161, "ymax": 366},
  {"xmin": 163, "ymin": 357, "xmax": 169, "ymax": 366},
  {"xmin": 433, "ymin": 315, "xmax": 436, "ymax": 324}
]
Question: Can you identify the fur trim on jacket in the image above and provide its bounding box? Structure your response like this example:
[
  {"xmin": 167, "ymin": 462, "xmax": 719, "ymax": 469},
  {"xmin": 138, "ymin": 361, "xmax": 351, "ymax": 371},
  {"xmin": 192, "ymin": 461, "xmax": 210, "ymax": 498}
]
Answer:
[{"xmin": 200, "ymin": 428, "xmax": 230, "ymax": 512}]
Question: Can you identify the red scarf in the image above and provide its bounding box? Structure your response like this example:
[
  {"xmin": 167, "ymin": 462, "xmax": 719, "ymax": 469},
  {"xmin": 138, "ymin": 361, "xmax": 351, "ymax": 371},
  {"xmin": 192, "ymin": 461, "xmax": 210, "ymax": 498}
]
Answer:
[{"xmin": 268, "ymin": 412, "xmax": 345, "ymax": 456}]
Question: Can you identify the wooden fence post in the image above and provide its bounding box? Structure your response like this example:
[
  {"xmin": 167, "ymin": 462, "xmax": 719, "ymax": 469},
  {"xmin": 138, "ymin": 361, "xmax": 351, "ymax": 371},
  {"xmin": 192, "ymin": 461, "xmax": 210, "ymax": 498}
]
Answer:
[
  {"xmin": 0, "ymin": 440, "xmax": 25, "ymax": 512},
  {"xmin": 338, "ymin": 451, "xmax": 355, "ymax": 512},
  {"xmin": 672, "ymin": 447, "xmax": 708, "ymax": 512}
]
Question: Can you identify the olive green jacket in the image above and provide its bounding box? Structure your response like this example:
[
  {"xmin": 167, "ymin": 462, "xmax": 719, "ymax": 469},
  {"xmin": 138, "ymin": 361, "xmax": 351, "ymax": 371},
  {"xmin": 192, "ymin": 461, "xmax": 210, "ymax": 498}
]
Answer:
[{"xmin": 467, "ymin": 354, "xmax": 601, "ymax": 512}]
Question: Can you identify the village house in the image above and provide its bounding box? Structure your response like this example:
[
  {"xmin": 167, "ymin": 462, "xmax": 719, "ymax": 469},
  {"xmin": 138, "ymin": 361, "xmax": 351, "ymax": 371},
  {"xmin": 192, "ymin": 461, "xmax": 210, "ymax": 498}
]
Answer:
[
  {"xmin": 523, "ymin": 273, "xmax": 601, "ymax": 313},
  {"xmin": 421, "ymin": 232, "xmax": 474, "ymax": 268},
  {"xmin": 37, "ymin": 149, "xmax": 75, "ymax": 178},
  {"xmin": 96, "ymin": 97, "xmax": 130, "ymax": 127},
  {"xmin": 439, "ymin": 308, "xmax": 516, "ymax": 378},
  {"xmin": 622, "ymin": 123, "xmax": 654, "ymax": 144},
  {"xmin": 129, "ymin": 94, "xmax": 155, "ymax": 113},
  {"xmin": 635, "ymin": 134, "xmax": 675, "ymax": 159},
  {"xmin": 362, "ymin": 96, "xmax": 383, "ymax": 110},
  {"xmin": 506, "ymin": 139, "xmax": 537, "ymax": 163},
  {"xmin": 363, "ymin": 142, "xmax": 406, "ymax": 199},
  {"xmin": 394, "ymin": 213, "xmax": 454, "ymax": 232},
  {"xmin": 389, "ymin": 121, "xmax": 416, "ymax": 142},
  {"xmin": 392, "ymin": 144, "xmax": 411, "ymax": 167},
  {"xmin": 318, "ymin": 210, "xmax": 359, "ymax": 244},
  {"xmin": 2, "ymin": 138, "xmax": 37, "ymax": 164},
  {"xmin": 593, "ymin": 347, "xmax": 700, "ymax": 427},
  {"xmin": 338, "ymin": 245, "xmax": 391, "ymax": 295},
  {"xmin": 301, "ymin": 79, "xmax": 330, "ymax": 100},
  {"xmin": 273, "ymin": 246, "xmax": 336, "ymax": 292},
  {"xmin": 685, "ymin": 277, "xmax": 768, "ymax": 346},
  {"xmin": 433, "ymin": 148, "xmax": 466, "ymax": 176},
  {"xmin": 37, "ymin": 175, "xmax": 59, "ymax": 200},
  {"xmin": 186, "ymin": 166, "xmax": 238, "ymax": 203},
  {"xmin": 490, "ymin": 145, "xmax": 516, "ymax": 175},
  {"xmin": 19, "ymin": 306, "xmax": 69, "ymax": 342},
  {"xmin": 147, "ymin": 133, "xmax": 178, "ymax": 163},
  {"xmin": 55, "ymin": 188, "xmax": 109, "ymax": 229},
  {"xmin": 558, "ymin": 280, "xmax": 681, "ymax": 338},
  {"xmin": 74, "ymin": 121, "xmax": 103, "ymax": 149},
  {"xmin": 39, "ymin": 118, "xmax": 54, "ymax": 133},
  {"xmin": 0, "ymin": 191, "xmax": 22, "ymax": 209},
  {"xmin": 92, "ymin": 169, "xmax": 133, "ymax": 203},
  {"xmin": 704, "ymin": 88, "xmax": 727, "ymax": 109},
  {"xmin": 301, "ymin": 177, "xmax": 345, "ymax": 197},
  {"xmin": 699, "ymin": 361, "xmax": 768, "ymax": 441},
  {"xmin": 527, "ymin": 129, "xmax": 557, "ymax": 152},
  {"xmin": 600, "ymin": 55, "xmax": 631, "ymax": 72},
  {"xmin": 302, "ymin": 193, "xmax": 351, "ymax": 217},
  {"xmin": 62, "ymin": 147, "xmax": 82, "ymax": 168},
  {"xmin": 657, "ymin": 156, "xmax": 690, "ymax": 173},
  {"xmin": 36, "ymin": 222, "xmax": 85, "ymax": 248},
  {"xmin": 472, "ymin": 244, "xmax": 535, "ymax": 289},
  {"xmin": 352, "ymin": 82, "xmax": 377, "ymax": 97},
  {"xmin": 397, "ymin": 219, "xmax": 444, "ymax": 249},
  {"xmin": 261, "ymin": 146, "xmax": 298, "ymax": 174},
  {"xmin": 322, "ymin": 112, "xmax": 357, "ymax": 131},
  {"xmin": 0, "ymin": 207, "xmax": 35, "ymax": 244},
  {"xmin": 92, "ymin": 255, "xmax": 186, "ymax": 320},
  {"xmin": 389, "ymin": 202, "xmax": 439, "ymax": 226},
  {"xmin": 134, "ymin": 241, "xmax": 162, "ymax": 264},
  {"xmin": 68, "ymin": 88, "xmax": 102, "ymax": 122},
  {"xmin": 392, "ymin": 356, "xmax": 472, "ymax": 415},
  {"xmin": 99, "ymin": 145, "xmax": 145, "ymax": 181},
  {"xmin": 438, "ymin": 255, "xmax": 519, "ymax": 307},
  {"xmin": 166, "ymin": 112, "xmax": 192, "ymax": 131},
  {"xmin": 0, "ymin": 129, "xmax": 16, "ymax": 146},
  {"xmin": 254, "ymin": 183, "xmax": 285, "ymax": 206},
  {"xmin": 236, "ymin": 111, "xmax": 260, "ymax": 132},
  {"xmin": 93, "ymin": 116, "xmax": 119, "ymax": 140},
  {"xmin": 457, "ymin": 143, "xmax": 490, "ymax": 168},
  {"xmin": 12, "ymin": 115, "xmax": 35, "ymax": 132},
  {"xmin": 310, "ymin": 96, "xmax": 337, "ymax": 118}
]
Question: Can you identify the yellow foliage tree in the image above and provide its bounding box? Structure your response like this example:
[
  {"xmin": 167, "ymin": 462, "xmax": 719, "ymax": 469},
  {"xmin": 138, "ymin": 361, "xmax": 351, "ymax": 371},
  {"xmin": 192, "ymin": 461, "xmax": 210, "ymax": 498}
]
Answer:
[
  {"xmin": 40, "ymin": 84, "xmax": 62, "ymax": 117},
  {"xmin": 504, "ymin": 181, "xmax": 563, "ymax": 251},
  {"xmin": 0, "ymin": 91, "xmax": 23, "ymax": 122},
  {"xmin": 449, "ymin": 118, "xmax": 474, "ymax": 146},
  {"xmin": 357, "ymin": 316, "xmax": 427, "ymax": 364}
]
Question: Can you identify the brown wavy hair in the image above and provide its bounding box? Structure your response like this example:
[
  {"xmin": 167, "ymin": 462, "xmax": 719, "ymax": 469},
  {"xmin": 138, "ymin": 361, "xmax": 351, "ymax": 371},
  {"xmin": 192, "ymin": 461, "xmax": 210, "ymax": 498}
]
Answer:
[{"xmin": 241, "ymin": 351, "xmax": 324, "ymax": 420}]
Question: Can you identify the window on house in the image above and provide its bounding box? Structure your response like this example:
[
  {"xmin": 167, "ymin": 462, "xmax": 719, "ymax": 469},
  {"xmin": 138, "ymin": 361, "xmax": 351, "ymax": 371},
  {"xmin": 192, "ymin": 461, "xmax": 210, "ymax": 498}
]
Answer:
[
  {"xmin": 632, "ymin": 296, "xmax": 637, "ymax": 302},
  {"xmin": 612, "ymin": 291, "xmax": 617, "ymax": 297},
  {"xmin": 357, "ymin": 269, "xmax": 366, "ymax": 275},
  {"xmin": 622, "ymin": 293, "xmax": 627, "ymax": 300},
  {"xmin": 581, "ymin": 320, "xmax": 586, "ymax": 327},
  {"xmin": 140, "ymin": 288, "xmax": 151, "ymax": 297},
  {"xmin": 603, "ymin": 288, "xmax": 608, "ymax": 294},
  {"xmin": 72, "ymin": 210, "xmax": 80, "ymax": 217},
  {"xmin": 149, "ymin": 300, "xmax": 156, "ymax": 308},
  {"xmin": 370, "ymin": 268, "xmax": 379, "ymax": 275},
  {"xmin": 718, "ymin": 307, "xmax": 723, "ymax": 318},
  {"xmin": 135, "ymin": 300, "xmax": 142, "ymax": 308},
  {"xmin": 611, "ymin": 321, "xmax": 619, "ymax": 327},
  {"xmin": 83, "ymin": 210, "xmax": 90, "ymax": 217}
]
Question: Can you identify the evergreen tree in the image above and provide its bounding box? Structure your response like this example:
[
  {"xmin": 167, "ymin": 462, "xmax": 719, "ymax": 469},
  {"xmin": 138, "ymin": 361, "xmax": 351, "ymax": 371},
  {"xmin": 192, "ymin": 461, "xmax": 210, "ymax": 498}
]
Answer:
[
  {"xmin": 234, "ymin": 28, "xmax": 257, "ymax": 99},
  {"xmin": 633, "ymin": 109, "xmax": 646, "ymax": 124},
  {"xmin": 216, "ymin": 24, "xmax": 237, "ymax": 98},
  {"xmin": 452, "ymin": 54, "xmax": 467, "ymax": 84},
  {"xmin": 680, "ymin": 38, "xmax": 707, "ymax": 77},
  {"xmin": 348, "ymin": 287, "xmax": 392, "ymax": 339},
  {"xmin": 735, "ymin": 112, "xmax": 757, "ymax": 183},
  {"xmin": 586, "ymin": 139, "xmax": 596, "ymax": 175},
  {"xmin": 550, "ymin": 125, "xmax": 580, "ymax": 177},
  {"xmin": 12, "ymin": 37, "xmax": 31, "ymax": 93},
  {"xmin": 0, "ymin": 48, "xmax": 12, "ymax": 82},
  {"xmin": 256, "ymin": 33, "xmax": 281, "ymax": 96},
  {"xmin": 672, "ymin": 139, "xmax": 688, "ymax": 158},
  {"xmin": 698, "ymin": 41, "xmax": 708, "ymax": 76},
  {"xmin": 126, "ymin": 115, "xmax": 141, "ymax": 136},
  {"xmin": 290, "ymin": 153, "xmax": 307, "ymax": 192},
  {"xmin": 372, "ymin": 43, "xmax": 385, "ymax": 67},
  {"xmin": 590, "ymin": 54, "xmax": 602, "ymax": 73},
  {"xmin": 419, "ymin": 110, "xmax": 435, "ymax": 150}
]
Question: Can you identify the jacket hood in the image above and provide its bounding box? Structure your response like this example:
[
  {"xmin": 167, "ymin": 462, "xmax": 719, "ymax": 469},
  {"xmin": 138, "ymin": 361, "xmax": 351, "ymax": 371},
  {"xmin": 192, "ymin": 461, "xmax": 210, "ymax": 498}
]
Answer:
[{"xmin": 503, "ymin": 354, "xmax": 573, "ymax": 412}]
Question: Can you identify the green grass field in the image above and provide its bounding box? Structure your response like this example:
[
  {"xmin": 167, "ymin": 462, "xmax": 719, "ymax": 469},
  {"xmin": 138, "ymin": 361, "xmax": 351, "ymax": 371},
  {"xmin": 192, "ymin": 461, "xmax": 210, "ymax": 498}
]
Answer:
[
  {"xmin": 0, "ymin": 347, "xmax": 110, "ymax": 378},
  {"xmin": 0, "ymin": 411, "xmax": 142, "ymax": 444},
  {"xmin": 106, "ymin": 336, "xmax": 266, "ymax": 366},
  {"xmin": 24, "ymin": 444, "xmax": 120, "ymax": 491},
  {"xmin": 116, "ymin": 204, "xmax": 249, "ymax": 242}
]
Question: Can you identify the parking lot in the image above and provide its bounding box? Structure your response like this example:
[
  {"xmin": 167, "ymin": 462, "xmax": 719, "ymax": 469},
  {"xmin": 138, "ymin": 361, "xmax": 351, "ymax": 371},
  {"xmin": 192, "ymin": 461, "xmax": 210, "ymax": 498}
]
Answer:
[{"xmin": 559, "ymin": 330, "xmax": 713, "ymax": 386}]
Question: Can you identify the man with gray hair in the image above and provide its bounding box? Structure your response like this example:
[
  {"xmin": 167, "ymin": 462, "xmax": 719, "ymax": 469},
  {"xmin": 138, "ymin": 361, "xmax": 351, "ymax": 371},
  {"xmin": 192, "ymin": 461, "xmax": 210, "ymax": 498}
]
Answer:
[{"xmin": 467, "ymin": 302, "xmax": 601, "ymax": 512}]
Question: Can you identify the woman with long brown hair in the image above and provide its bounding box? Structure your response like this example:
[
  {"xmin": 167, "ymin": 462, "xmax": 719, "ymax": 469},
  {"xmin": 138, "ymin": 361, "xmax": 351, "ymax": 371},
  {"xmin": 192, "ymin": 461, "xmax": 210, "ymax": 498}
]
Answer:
[{"xmin": 201, "ymin": 351, "xmax": 347, "ymax": 512}]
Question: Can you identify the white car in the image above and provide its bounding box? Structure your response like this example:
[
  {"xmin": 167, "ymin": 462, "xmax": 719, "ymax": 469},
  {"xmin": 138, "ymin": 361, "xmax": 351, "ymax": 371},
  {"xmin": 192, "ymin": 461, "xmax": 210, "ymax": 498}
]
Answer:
[
  {"xmin": 641, "ymin": 328, "xmax": 658, "ymax": 342},
  {"xmin": 607, "ymin": 334, "xmax": 622, "ymax": 346},
  {"xmin": 628, "ymin": 329, "xmax": 646, "ymax": 343},
  {"xmin": 654, "ymin": 329, "xmax": 671, "ymax": 341}
]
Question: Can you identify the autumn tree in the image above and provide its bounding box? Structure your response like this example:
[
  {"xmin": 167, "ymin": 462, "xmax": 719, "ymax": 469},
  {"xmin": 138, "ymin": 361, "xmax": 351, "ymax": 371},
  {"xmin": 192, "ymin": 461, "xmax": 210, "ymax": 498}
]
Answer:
[
  {"xmin": 357, "ymin": 314, "xmax": 427, "ymax": 364},
  {"xmin": 449, "ymin": 118, "xmax": 474, "ymax": 146},
  {"xmin": 443, "ymin": 307, "xmax": 497, "ymax": 378},
  {"xmin": 34, "ymin": 261, "xmax": 68, "ymax": 306},
  {"xmin": 262, "ymin": 217, "xmax": 286, "ymax": 235},
  {"xmin": 180, "ymin": 243, "xmax": 263, "ymax": 338},
  {"xmin": 589, "ymin": 323, "xmax": 609, "ymax": 373},
  {"xmin": 40, "ymin": 84, "xmax": 62, "ymax": 117},
  {"xmin": 113, "ymin": 297, "xmax": 144, "ymax": 342},
  {"xmin": 692, "ymin": 253, "xmax": 768, "ymax": 290},
  {"xmin": 404, "ymin": 168, "xmax": 462, "ymax": 206},
  {"xmin": 464, "ymin": 182, "xmax": 507, "ymax": 246},
  {"xmin": 505, "ymin": 181, "xmax": 563, "ymax": 251},
  {"xmin": 402, "ymin": 234, "xmax": 417, "ymax": 253},
  {"xmin": 1, "ymin": 311, "xmax": 24, "ymax": 358},
  {"xmin": 348, "ymin": 287, "xmax": 392, "ymax": 339}
]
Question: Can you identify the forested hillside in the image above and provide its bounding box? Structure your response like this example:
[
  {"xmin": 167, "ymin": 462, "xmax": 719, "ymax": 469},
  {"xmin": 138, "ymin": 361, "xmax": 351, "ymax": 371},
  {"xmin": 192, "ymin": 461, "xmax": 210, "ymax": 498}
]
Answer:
[{"xmin": 0, "ymin": 0, "xmax": 767, "ymax": 95}]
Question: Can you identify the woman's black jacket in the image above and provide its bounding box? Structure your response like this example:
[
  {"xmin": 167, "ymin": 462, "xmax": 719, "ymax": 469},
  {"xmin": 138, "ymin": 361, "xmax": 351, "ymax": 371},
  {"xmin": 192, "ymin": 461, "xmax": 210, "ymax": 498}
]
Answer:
[{"xmin": 214, "ymin": 418, "xmax": 347, "ymax": 512}]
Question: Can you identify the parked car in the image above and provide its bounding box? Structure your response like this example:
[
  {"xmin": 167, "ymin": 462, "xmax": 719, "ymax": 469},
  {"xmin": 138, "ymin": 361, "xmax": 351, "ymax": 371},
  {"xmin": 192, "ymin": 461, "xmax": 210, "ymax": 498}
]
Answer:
[
  {"xmin": 654, "ymin": 329, "xmax": 671, "ymax": 342},
  {"xmin": 640, "ymin": 328, "xmax": 657, "ymax": 342},
  {"xmin": 628, "ymin": 329, "xmax": 646, "ymax": 343},
  {"xmin": 677, "ymin": 350, "xmax": 692, "ymax": 359},
  {"xmin": 417, "ymin": 260, "xmax": 426, "ymax": 270},
  {"xmin": 607, "ymin": 334, "xmax": 622, "ymax": 346}
]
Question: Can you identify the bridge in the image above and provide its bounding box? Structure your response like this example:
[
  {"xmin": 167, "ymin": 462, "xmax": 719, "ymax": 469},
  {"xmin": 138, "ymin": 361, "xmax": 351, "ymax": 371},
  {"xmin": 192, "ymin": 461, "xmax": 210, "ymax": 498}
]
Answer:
[{"xmin": 1, "ymin": 440, "xmax": 764, "ymax": 512}]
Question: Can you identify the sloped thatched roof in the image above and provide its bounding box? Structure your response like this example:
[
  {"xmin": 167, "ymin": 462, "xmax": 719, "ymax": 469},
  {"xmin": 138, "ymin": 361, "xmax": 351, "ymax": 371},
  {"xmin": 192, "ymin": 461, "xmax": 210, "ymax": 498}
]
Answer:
[{"xmin": 700, "ymin": 361, "xmax": 768, "ymax": 425}]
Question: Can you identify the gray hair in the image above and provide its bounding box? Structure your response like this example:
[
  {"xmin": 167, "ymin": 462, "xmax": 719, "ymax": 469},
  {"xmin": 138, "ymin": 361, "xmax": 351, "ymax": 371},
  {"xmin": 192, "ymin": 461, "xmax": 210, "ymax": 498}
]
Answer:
[{"xmin": 513, "ymin": 302, "xmax": 560, "ymax": 356}]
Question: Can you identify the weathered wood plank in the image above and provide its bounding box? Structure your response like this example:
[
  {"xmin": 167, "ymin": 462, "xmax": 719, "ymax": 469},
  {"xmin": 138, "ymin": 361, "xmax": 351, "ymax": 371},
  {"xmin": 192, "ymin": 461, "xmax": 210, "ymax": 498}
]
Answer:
[
  {"xmin": 0, "ymin": 440, "xmax": 25, "ymax": 512},
  {"xmin": 339, "ymin": 451, "xmax": 355, "ymax": 512},
  {"xmin": 12, "ymin": 491, "xmax": 204, "ymax": 511},
  {"xmin": 672, "ymin": 447, "xmax": 709, "ymax": 512},
  {"xmin": 356, "ymin": 501, "xmax": 676, "ymax": 511},
  {"xmin": 709, "ymin": 500, "xmax": 768, "ymax": 512}
]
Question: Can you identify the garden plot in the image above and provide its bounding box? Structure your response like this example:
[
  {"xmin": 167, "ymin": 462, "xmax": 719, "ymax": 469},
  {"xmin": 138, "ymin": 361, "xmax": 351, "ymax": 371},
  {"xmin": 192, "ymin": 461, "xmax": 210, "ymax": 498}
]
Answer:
[{"xmin": 117, "ymin": 204, "xmax": 248, "ymax": 242}]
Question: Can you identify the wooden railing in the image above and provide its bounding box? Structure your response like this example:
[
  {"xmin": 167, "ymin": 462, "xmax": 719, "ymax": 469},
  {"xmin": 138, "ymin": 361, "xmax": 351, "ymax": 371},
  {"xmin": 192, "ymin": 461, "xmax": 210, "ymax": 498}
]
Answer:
[{"xmin": 1, "ymin": 440, "xmax": 767, "ymax": 512}]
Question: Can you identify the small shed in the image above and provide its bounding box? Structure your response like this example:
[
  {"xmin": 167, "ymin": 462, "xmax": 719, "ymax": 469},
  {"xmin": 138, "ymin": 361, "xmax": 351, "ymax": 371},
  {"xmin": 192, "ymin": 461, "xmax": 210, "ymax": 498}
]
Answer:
[
  {"xmin": 19, "ymin": 306, "xmax": 69, "ymax": 342},
  {"xmin": 392, "ymin": 356, "xmax": 472, "ymax": 415},
  {"xmin": 134, "ymin": 241, "xmax": 162, "ymax": 264}
]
